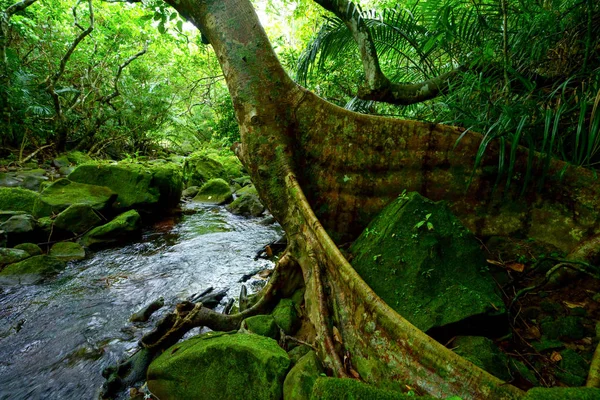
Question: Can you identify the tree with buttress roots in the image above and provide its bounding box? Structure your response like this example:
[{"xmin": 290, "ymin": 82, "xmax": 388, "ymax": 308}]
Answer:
[{"xmin": 101, "ymin": 1, "xmax": 600, "ymax": 398}]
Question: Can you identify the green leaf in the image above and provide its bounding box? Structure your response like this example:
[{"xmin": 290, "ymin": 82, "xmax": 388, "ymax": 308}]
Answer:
[
  {"xmin": 158, "ymin": 23, "xmax": 166, "ymax": 34},
  {"xmin": 414, "ymin": 220, "xmax": 425, "ymax": 229},
  {"xmin": 427, "ymin": 222, "xmax": 434, "ymax": 231},
  {"xmin": 170, "ymin": 12, "xmax": 178, "ymax": 21}
]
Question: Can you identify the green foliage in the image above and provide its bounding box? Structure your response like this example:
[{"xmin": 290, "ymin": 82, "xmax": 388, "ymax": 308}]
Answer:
[
  {"xmin": 0, "ymin": 0, "xmax": 237, "ymax": 156},
  {"xmin": 298, "ymin": 0, "xmax": 600, "ymax": 181}
]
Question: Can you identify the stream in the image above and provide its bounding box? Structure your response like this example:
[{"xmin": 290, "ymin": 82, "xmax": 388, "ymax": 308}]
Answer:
[{"xmin": 0, "ymin": 203, "xmax": 283, "ymax": 400}]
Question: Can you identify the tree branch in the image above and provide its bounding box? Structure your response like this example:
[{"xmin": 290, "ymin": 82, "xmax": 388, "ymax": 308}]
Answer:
[
  {"xmin": 98, "ymin": 41, "xmax": 148, "ymax": 104},
  {"xmin": 314, "ymin": 0, "xmax": 461, "ymax": 105}
]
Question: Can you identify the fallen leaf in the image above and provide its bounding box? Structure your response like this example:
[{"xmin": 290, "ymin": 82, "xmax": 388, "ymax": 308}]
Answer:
[
  {"xmin": 506, "ymin": 262, "xmax": 525, "ymax": 272},
  {"xmin": 550, "ymin": 351, "xmax": 562, "ymax": 362},
  {"xmin": 265, "ymin": 245, "xmax": 273, "ymax": 257},
  {"xmin": 563, "ymin": 300, "xmax": 586, "ymax": 309},
  {"xmin": 333, "ymin": 326, "xmax": 343, "ymax": 344},
  {"xmin": 486, "ymin": 259, "xmax": 504, "ymax": 266}
]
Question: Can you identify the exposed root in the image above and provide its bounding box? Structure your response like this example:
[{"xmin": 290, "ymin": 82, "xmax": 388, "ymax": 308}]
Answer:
[{"xmin": 587, "ymin": 341, "xmax": 600, "ymax": 387}]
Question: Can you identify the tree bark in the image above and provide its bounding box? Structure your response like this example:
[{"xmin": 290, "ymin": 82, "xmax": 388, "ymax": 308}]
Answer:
[{"xmin": 162, "ymin": 0, "xmax": 600, "ymax": 398}]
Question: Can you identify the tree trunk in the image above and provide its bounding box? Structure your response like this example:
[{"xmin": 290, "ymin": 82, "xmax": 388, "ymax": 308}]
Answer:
[{"xmin": 164, "ymin": 1, "xmax": 600, "ymax": 398}]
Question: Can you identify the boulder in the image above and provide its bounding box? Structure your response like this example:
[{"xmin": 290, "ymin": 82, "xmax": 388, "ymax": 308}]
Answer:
[
  {"xmin": 54, "ymin": 204, "xmax": 102, "ymax": 234},
  {"xmin": 68, "ymin": 162, "xmax": 183, "ymax": 211},
  {"xmin": 283, "ymin": 351, "xmax": 323, "ymax": 400},
  {"xmin": 52, "ymin": 155, "xmax": 71, "ymax": 168},
  {"xmin": 310, "ymin": 378, "xmax": 439, "ymax": 400},
  {"xmin": 0, "ymin": 172, "xmax": 20, "ymax": 187},
  {"xmin": 147, "ymin": 332, "xmax": 290, "ymax": 400},
  {"xmin": 183, "ymin": 152, "xmax": 227, "ymax": 187},
  {"xmin": 0, "ymin": 211, "xmax": 25, "ymax": 223},
  {"xmin": 0, "ymin": 255, "xmax": 66, "ymax": 284},
  {"xmin": 181, "ymin": 186, "xmax": 199, "ymax": 198},
  {"xmin": 452, "ymin": 336, "xmax": 510, "ymax": 381},
  {"xmin": 49, "ymin": 242, "xmax": 86, "ymax": 261},
  {"xmin": 13, "ymin": 243, "xmax": 43, "ymax": 256},
  {"xmin": 0, "ymin": 247, "xmax": 30, "ymax": 267},
  {"xmin": 349, "ymin": 192, "xmax": 505, "ymax": 333},
  {"xmin": 0, "ymin": 187, "xmax": 39, "ymax": 214},
  {"xmin": 227, "ymin": 185, "xmax": 265, "ymax": 217},
  {"xmin": 243, "ymin": 315, "xmax": 279, "ymax": 339},
  {"xmin": 80, "ymin": 210, "xmax": 141, "ymax": 249},
  {"xmin": 0, "ymin": 214, "xmax": 35, "ymax": 234},
  {"xmin": 33, "ymin": 179, "xmax": 116, "ymax": 218},
  {"xmin": 272, "ymin": 298, "xmax": 300, "ymax": 335},
  {"xmin": 192, "ymin": 178, "xmax": 233, "ymax": 204}
]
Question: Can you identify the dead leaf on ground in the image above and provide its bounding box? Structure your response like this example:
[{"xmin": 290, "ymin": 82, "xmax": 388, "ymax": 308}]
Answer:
[
  {"xmin": 349, "ymin": 368, "xmax": 361, "ymax": 379},
  {"xmin": 550, "ymin": 351, "xmax": 562, "ymax": 362},
  {"xmin": 506, "ymin": 262, "xmax": 525, "ymax": 272},
  {"xmin": 486, "ymin": 259, "xmax": 504, "ymax": 267},
  {"xmin": 563, "ymin": 300, "xmax": 586, "ymax": 309}
]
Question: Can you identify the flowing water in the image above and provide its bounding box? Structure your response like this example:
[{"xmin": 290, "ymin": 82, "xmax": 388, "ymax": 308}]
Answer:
[{"xmin": 0, "ymin": 203, "xmax": 283, "ymax": 400}]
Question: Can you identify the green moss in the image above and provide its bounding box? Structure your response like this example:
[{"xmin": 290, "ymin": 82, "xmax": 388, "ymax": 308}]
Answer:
[
  {"xmin": 80, "ymin": 210, "xmax": 141, "ymax": 249},
  {"xmin": 192, "ymin": 178, "xmax": 233, "ymax": 204},
  {"xmin": 54, "ymin": 204, "xmax": 102, "ymax": 234},
  {"xmin": 555, "ymin": 349, "xmax": 589, "ymax": 386},
  {"xmin": 287, "ymin": 345, "xmax": 311, "ymax": 365},
  {"xmin": 65, "ymin": 151, "xmax": 92, "ymax": 165},
  {"xmin": 452, "ymin": 336, "xmax": 511, "ymax": 381},
  {"xmin": 0, "ymin": 247, "xmax": 30, "ymax": 266},
  {"xmin": 309, "ymin": 378, "xmax": 440, "ymax": 400},
  {"xmin": 49, "ymin": 241, "xmax": 86, "ymax": 261},
  {"xmin": 33, "ymin": 179, "xmax": 116, "ymax": 218},
  {"xmin": 244, "ymin": 315, "xmax": 279, "ymax": 339},
  {"xmin": 227, "ymin": 185, "xmax": 265, "ymax": 217},
  {"xmin": 183, "ymin": 152, "xmax": 227, "ymax": 187},
  {"xmin": 68, "ymin": 163, "xmax": 182, "ymax": 210},
  {"xmin": 272, "ymin": 298, "xmax": 300, "ymax": 335},
  {"xmin": 540, "ymin": 316, "xmax": 586, "ymax": 340},
  {"xmin": 147, "ymin": 332, "xmax": 290, "ymax": 400},
  {"xmin": 524, "ymin": 387, "xmax": 600, "ymax": 399},
  {"xmin": 13, "ymin": 243, "xmax": 42, "ymax": 256},
  {"xmin": 349, "ymin": 192, "xmax": 505, "ymax": 332},
  {"xmin": 0, "ymin": 255, "xmax": 66, "ymax": 284},
  {"xmin": 0, "ymin": 187, "xmax": 39, "ymax": 214},
  {"xmin": 283, "ymin": 351, "xmax": 323, "ymax": 400}
]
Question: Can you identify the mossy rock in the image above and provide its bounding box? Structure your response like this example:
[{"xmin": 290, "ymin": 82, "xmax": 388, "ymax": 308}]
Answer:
[
  {"xmin": 309, "ymin": 378, "xmax": 440, "ymax": 400},
  {"xmin": 272, "ymin": 298, "xmax": 300, "ymax": 335},
  {"xmin": 147, "ymin": 331, "xmax": 290, "ymax": 400},
  {"xmin": 524, "ymin": 387, "xmax": 600, "ymax": 399},
  {"xmin": 287, "ymin": 345, "xmax": 311, "ymax": 366},
  {"xmin": 181, "ymin": 186, "xmax": 200, "ymax": 198},
  {"xmin": 349, "ymin": 192, "xmax": 505, "ymax": 333},
  {"xmin": 80, "ymin": 210, "xmax": 141, "ymax": 249},
  {"xmin": 14, "ymin": 242, "xmax": 42, "ymax": 256},
  {"xmin": 452, "ymin": 336, "xmax": 511, "ymax": 381},
  {"xmin": 0, "ymin": 255, "xmax": 66, "ymax": 284},
  {"xmin": 0, "ymin": 214, "xmax": 35, "ymax": 234},
  {"xmin": 183, "ymin": 152, "xmax": 227, "ymax": 187},
  {"xmin": 68, "ymin": 162, "xmax": 183, "ymax": 211},
  {"xmin": 243, "ymin": 315, "xmax": 279, "ymax": 339},
  {"xmin": 49, "ymin": 242, "xmax": 86, "ymax": 261},
  {"xmin": 540, "ymin": 315, "xmax": 586, "ymax": 341},
  {"xmin": 33, "ymin": 179, "xmax": 116, "ymax": 218},
  {"xmin": 0, "ymin": 247, "xmax": 30, "ymax": 267},
  {"xmin": 0, "ymin": 211, "xmax": 25, "ymax": 223},
  {"xmin": 65, "ymin": 151, "xmax": 92, "ymax": 165},
  {"xmin": 283, "ymin": 351, "xmax": 323, "ymax": 400},
  {"xmin": 192, "ymin": 178, "xmax": 233, "ymax": 204},
  {"xmin": 227, "ymin": 185, "xmax": 265, "ymax": 217},
  {"xmin": 0, "ymin": 187, "xmax": 39, "ymax": 214},
  {"xmin": 54, "ymin": 204, "xmax": 102, "ymax": 234},
  {"xmin": 555, "ymin": 349, "xmax": 589, "ymax": 386}
]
